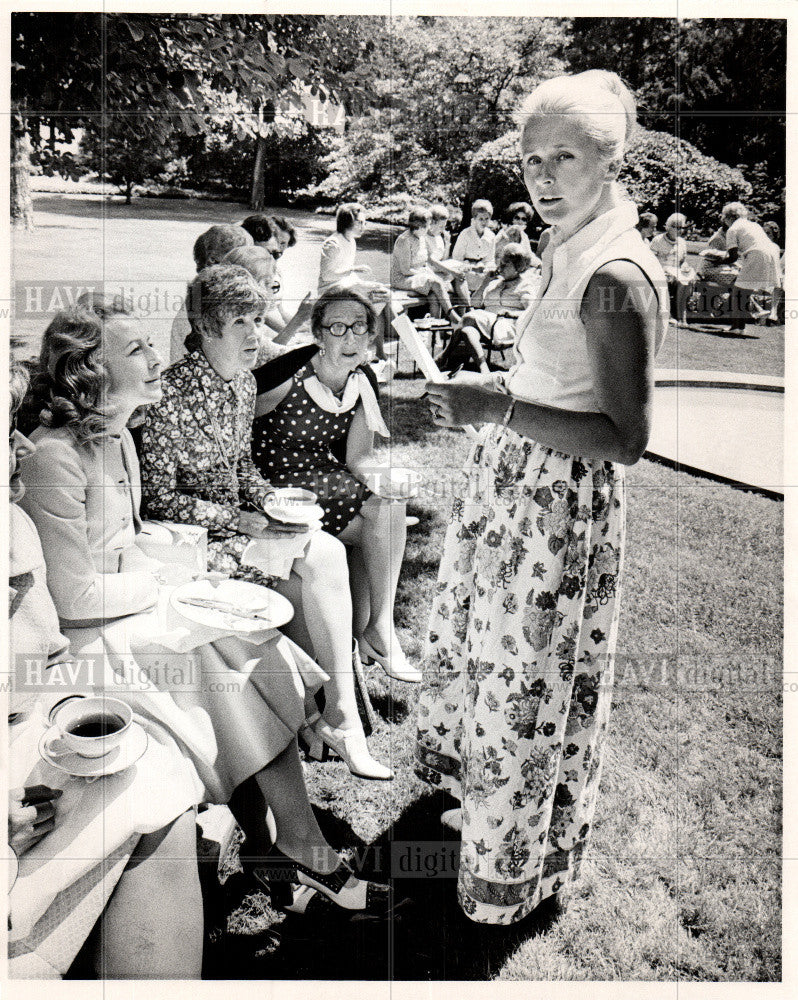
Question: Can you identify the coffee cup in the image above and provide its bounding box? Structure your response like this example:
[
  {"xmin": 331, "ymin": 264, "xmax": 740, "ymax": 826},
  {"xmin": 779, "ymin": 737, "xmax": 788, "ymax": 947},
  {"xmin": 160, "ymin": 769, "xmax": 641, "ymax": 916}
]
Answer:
[{"xmin": 45, "ymin": 696, "xmax": 132, "ymax": 759}]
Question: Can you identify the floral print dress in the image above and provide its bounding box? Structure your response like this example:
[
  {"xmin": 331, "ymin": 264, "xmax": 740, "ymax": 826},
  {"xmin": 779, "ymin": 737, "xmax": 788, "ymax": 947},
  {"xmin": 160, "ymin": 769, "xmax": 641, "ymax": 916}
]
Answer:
[
  {"xmin": 139, "ymin": 350, "xmax": 276, "ymax": 582},
  {"xmin": 415, "ymin": 202, "xmax": 666, "ymax": 926},
  {"xmin": 415, "ymin": 423, "xmax": 625, "ymax": 924}
]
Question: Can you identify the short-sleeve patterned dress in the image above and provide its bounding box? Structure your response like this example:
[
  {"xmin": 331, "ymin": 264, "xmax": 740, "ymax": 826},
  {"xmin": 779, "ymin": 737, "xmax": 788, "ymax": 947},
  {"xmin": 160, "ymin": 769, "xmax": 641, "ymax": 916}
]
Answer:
[{"xmin": 252, "ymin": 362, "xmax": 373, "ymax": 536}]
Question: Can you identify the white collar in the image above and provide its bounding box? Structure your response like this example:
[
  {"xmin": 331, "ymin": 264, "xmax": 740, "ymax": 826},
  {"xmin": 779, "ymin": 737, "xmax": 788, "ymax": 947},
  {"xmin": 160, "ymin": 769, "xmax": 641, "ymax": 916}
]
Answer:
[{"xmin": 303, "ymin": 369, "xmax": 389, "ymax": 438}]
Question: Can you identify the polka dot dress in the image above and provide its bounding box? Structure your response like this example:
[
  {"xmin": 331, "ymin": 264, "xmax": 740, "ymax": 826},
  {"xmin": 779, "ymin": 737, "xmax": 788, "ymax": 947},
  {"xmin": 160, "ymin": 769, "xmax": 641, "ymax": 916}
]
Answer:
[{"xmin": 252, "ymin": 363, "xmax": 372, "ymax": 535}]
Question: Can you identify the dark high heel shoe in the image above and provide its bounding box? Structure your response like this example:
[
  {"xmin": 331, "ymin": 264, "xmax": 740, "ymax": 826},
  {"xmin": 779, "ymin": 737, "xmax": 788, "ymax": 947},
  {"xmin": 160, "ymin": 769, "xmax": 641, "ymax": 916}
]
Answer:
[{"xmin": 253, "ymin": 845, "xmax": 392, "ymax": 914}]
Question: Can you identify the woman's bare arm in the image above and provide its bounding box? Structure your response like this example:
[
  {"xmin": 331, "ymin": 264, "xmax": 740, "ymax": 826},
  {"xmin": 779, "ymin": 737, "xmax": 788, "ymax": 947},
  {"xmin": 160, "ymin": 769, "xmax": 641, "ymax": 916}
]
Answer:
[{"xmin": 426, "ymin": 260, "xmax": 658, "ymax": 465}]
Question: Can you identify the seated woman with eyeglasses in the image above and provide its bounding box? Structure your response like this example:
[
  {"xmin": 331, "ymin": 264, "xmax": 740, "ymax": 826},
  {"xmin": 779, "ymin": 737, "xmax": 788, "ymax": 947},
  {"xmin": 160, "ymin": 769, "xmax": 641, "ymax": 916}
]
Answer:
[
  {"xmin": 251, "ymin": 287, "xmax": 419, "ymax": 685},
  {"xmin": 435, "ymin": 243, "xmax": 541, "ymax": 373}
]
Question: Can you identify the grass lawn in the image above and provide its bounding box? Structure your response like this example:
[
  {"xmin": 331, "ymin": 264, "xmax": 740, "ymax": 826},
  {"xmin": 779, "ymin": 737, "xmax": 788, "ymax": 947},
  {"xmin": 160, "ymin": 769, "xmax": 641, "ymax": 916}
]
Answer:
[
  {"xmin": 14, "ymin": 194, "xmax": 782, "ymax": 981},
  {"xmin": 200, "ymin": 383, "xmax": 781, "ymax": 982}
]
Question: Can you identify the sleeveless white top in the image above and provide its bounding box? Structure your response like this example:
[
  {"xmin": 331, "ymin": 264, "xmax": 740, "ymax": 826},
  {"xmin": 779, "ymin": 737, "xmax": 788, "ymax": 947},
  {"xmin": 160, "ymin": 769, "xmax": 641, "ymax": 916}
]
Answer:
[{"xmin": 506, "ymin": 201, "xmax": 670, "ymax": 412}]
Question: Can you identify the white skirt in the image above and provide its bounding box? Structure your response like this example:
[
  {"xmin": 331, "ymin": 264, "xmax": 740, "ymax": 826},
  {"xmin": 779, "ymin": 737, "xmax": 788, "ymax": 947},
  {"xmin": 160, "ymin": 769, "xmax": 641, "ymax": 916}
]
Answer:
[{"xmin": 736, "ymin": 244, "xmax": 782, "ymax": 291}]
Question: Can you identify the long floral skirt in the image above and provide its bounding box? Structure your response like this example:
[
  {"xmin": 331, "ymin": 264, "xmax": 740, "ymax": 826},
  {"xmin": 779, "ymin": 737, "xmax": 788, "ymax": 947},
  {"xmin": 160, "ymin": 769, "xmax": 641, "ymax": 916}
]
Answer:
[{"xmin": 415, "ymin": 422, "xmax": 626, "ymax": 924}]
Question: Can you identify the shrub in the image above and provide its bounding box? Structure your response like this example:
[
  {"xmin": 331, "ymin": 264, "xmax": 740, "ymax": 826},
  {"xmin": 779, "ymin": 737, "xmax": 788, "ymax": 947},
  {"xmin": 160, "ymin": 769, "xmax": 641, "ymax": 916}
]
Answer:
[
  {"xmin": 620, "ymin": 129, "xmax": 752, "ymax": 232},
  {"xmin": 179, "ymin": 118, "xmax": 335, "ymax": 203},
  {"xmin": 304, "ymin": 115, "xmax": 466, "ymax": 211},
  {"xmin": 468, "ymin": 127, "xmax": 754, "ymax": 235}
]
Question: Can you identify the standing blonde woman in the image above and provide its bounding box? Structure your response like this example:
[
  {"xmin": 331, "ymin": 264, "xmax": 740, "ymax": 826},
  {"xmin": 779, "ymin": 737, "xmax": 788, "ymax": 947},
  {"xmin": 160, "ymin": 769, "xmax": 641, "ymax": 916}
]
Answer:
[{"xmin": 416, "ymin": 70, "xmax": 669, "ymax": 924}]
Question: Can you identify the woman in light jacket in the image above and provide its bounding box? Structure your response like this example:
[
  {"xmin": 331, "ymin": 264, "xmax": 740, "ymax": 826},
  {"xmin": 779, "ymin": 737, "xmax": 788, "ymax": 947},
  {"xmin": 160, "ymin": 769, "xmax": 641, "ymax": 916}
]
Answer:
[{"xmin": 20, "ymin": 299, "xmax": 391, "ymax": 917}]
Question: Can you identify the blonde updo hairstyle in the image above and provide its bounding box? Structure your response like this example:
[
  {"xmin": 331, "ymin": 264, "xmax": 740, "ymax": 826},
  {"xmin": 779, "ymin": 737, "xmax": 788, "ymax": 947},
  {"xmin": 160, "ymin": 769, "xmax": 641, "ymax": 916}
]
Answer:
[{"xmin": 515, "ymin": 70, "xmax": 637, "ymax": 178}]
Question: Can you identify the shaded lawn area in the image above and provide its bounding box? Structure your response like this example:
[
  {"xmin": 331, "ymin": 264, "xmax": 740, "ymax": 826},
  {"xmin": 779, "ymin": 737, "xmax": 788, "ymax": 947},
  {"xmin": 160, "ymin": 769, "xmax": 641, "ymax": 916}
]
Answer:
[
  {"xmin": 654, "ymin": 321, "xmax": 784, "ymax": 379},
  {"xmin": 203, "ymin": 382, "xmax": 781, "ymax": 983}
]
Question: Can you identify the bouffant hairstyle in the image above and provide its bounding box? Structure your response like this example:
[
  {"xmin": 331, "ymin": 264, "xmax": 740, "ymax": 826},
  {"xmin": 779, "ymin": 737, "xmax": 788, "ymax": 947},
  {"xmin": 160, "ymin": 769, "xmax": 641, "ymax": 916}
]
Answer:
[
  {"xmin": 638, "ymin": 211, "xmax": 658, "ymax": 231},
  {"xmin": 471, "ymin": 199, "xmax": 493, "ymax": 218},
  {"xmin": 270, "ymin": 215, "xmax": 297, "ymax": 248},
  {"xmin": 10, "ymin": 360, "xmax": 31, "ymax": 502},
  {"xmin": 430, "ymin": 204, "xmax": 450, "ymax": 223},
  {"xmin": 336, "ymin": 203, "xmax": 364, "ymax": 235},
  {"xmin": 184, "ymin": 264, "xmax": 270, "ymax": 353},
  {"xmin": 516, "ymin": 70, "xmax": 637, "ymax": 168},
  {"xmin": 193, "ymin": 225, "xmax": 253, "ymax": 271},
  {"xmin": 506, "ymin": 202, "xmax": 534, "ymax": 224},
  {"xmin": 222, "ymin": 245, "xmax": 276, "ymax": 288},
  {"xmin": 10, "ymin": 360, "xmax": 29, "ymax": 425},
  {"xmin": 26, "ymin": 296, "xmax": 137, "ymax": 445},
  {"xmin": 498, "ymin": 243, "xmax": 534, "ymax": 274},
  {"xmin": 408, "ymin": 206, "xmax": 432, "ymax": 231},
  {"xmin": 665, "ymin": 213, "xmax": 687, "ymax": 230},
  {"xmin": 240, "ymin": 215, "xmax": 278, "ymax": 246},
  {"xmin": 310, "ymin": 286, "xmax": 377, "ymax": 343},
  {"xmin": 721, "ymin": 202, "xmax": 748, "ymax": 223}
]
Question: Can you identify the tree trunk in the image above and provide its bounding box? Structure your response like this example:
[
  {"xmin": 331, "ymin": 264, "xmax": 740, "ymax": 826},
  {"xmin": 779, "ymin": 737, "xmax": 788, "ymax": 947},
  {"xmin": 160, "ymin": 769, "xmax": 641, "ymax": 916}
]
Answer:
[
  {"xmin": 125, "ymin": 177, "xmax": 133, "ymax": 205},
  {"xmin": 249, "ymin": 102, "xmax": 266, "ymax": 211},
  {"xmin": 250, "ymin": 135, "xmax": 267, "ymax": 210},
  {"xmin": 11, "ymin": 117, "xmax": 34, "ymax": 231}
]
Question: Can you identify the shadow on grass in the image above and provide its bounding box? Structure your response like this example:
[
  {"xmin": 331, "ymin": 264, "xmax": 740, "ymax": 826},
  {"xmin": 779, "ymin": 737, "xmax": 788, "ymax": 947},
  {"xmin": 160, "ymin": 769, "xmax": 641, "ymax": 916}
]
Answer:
[
  {"xmin": 202, "ymin": 796, "xmax": 560, "ymax": 981},
  {"xmin": 367, "ymin": 688, "xmax": 414, "ymax": 725},
  {"xmin": 383, "ymin": 394, "xmax": 443, "ymax": 446},
  {"xmin": 380, "ymin": 796, "xmax": 562, "ymax": 980},
  {"xmin": 688, "ymin": 323, "xmax": 761, "ymax": 340},
  {"xmin": 399, "ymin": 550, "xmax": 444, "ymax": 582}
]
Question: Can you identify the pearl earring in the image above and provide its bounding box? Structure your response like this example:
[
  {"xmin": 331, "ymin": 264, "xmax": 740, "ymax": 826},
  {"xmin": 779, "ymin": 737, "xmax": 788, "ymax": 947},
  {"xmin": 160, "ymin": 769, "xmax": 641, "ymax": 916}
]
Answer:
[{"xmin": 319, "ymin": 345, "xmax": 326, "ymax": 357}]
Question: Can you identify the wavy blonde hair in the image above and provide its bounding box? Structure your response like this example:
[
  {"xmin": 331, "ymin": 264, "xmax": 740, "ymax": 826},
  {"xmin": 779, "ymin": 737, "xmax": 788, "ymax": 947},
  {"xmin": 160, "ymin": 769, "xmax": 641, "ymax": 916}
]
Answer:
[
  {"xmin": 10, "ymin": 360, "xmax": 31, "ymax": 503},
  {"xmin": 28, "ymin": 296, "xmax": 135, "ymax": 445}
]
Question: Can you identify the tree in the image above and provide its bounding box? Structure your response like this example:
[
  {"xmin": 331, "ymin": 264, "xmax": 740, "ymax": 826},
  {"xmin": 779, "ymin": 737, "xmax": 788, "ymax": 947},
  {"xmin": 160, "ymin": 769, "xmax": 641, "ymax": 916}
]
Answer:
[
  {"xmin": 79, "ymin": 119, "xmax": 171, "ymax": 204},
  {"xmin": 307, "ymin": 16, "xmax": 565, "ymax": 213},
  {"xmin": 559, "ymin": 17, "xmax": 786, "ymax": 201},
  {"xmin": 11, "ymin": 13, "xmax": 379, "ymax": 225}
]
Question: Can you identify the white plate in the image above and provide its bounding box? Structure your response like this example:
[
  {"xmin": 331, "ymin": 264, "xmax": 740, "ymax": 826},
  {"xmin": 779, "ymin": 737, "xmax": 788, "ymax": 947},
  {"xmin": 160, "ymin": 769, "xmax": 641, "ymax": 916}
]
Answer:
[
  {"xmin": 39, "ymin": 722, "xmax": 148, "ymax": 778},
  {"xmin": 263, "ymin": 487, "xmax": 325, "ymax": 525},
  {"xmin": 170, "ymin": 578, "xmax": 294, "ymax": 632}
]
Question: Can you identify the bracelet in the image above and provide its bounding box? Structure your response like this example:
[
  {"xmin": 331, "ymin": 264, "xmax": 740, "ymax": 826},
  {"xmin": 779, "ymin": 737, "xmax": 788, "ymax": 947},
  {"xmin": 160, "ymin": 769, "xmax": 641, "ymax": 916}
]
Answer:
[{"xmin": 502, "ymin": 398, "xmax": 516, "ymax": 429}]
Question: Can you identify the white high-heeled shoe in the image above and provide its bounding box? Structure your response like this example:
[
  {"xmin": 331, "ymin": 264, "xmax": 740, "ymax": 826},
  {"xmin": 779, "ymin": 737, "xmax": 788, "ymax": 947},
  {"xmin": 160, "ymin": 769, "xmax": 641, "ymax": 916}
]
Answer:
[
  {"xmin": 359, "ymin": 635, "xmax": 423, "ymax": 684},
  {"xmin": 307, "ymin": 717, "xmax": 394, "ymax": 781}
]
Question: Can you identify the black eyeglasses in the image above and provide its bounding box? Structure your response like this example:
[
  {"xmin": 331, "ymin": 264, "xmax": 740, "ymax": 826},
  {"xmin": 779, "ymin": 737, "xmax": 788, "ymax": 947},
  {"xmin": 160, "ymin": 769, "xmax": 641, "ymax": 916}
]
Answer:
[{"xmin": 321, "ymin": 321, "xmax": 370, "ymax": 338}]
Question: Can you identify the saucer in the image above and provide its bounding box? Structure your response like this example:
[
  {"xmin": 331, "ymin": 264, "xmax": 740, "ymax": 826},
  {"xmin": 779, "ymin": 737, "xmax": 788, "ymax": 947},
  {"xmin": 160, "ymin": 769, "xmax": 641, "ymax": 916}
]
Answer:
[
  {"xmin": 39, "ymin": 722, "xmax": 148, "ymax": 778},
  {"xmin": 364, "ymin": 466, "xmax": 422, "ymax": 500},
  {"xmin": 263, "ymin": 488, "xmax": 324, "ymax": 525}
]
